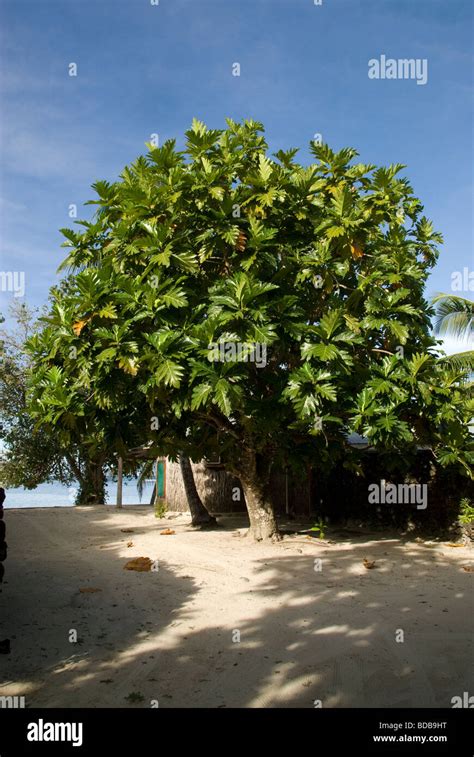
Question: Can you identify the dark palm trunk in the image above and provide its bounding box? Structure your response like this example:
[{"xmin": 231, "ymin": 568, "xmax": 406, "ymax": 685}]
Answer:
[{"xmin": 179, "ymin": 456, "xmax": 216, "ymax": 527}]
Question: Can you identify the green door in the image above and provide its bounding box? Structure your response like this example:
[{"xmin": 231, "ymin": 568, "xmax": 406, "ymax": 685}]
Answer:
[{"xmin": 156, "ymin": 459, "xmax": 166, "ymax": 499}]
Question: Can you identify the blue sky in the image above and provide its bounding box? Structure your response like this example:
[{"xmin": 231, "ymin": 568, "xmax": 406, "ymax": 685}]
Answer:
[{"xmin": 0, "ymin": 0, "xmax": 472, "ymax": 351}]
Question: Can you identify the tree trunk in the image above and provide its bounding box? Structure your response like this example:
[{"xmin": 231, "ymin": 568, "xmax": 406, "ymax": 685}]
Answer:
[
  {"xmin": 239, "ymin": 447, "xmax": 280, "ymax": 541},
  {"xmin": 76, "ymin": 460, "xmax": 106, "ymax": 504},
  {"xmin": 179, "ymin": 456, "xmax": 216, "ymax": 527}
]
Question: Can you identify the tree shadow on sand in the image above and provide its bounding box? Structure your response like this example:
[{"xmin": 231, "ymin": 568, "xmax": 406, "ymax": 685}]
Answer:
[{"xmin": 1, "ymin": 508, "xmax": 472, "ymax": 708}]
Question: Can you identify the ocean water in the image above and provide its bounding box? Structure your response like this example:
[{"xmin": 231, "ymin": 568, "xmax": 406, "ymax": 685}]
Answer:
[{"xmin": 2, "ymin": 479, "xmax": 156, "ymax": 509}]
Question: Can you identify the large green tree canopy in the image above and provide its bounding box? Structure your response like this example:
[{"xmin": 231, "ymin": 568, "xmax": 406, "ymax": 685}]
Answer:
[{"xmin": 27, "ymin": 119, "xmax": 473, "ymax": 538}]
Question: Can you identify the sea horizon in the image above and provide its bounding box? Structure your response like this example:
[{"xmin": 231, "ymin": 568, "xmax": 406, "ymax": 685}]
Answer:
[{"xmin": 1, "ymin": 479, "xmax": 155, "ymax": 508}]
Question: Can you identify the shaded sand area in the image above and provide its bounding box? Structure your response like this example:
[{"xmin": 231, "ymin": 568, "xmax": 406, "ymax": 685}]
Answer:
[{"xmin": 1, "ymin": 506, "xmax": 472, "ymax": 708}]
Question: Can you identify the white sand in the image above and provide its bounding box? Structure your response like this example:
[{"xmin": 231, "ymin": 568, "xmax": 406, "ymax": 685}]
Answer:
[{"xmin": 0, "ymin": 506, "xmax": 472, "ymax": 708}]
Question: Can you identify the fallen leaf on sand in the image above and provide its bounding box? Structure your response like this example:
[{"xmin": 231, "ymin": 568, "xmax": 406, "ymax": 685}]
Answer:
[
  {"xmin": 446, "ymin": 543, "xmax": 463, "ymax": 548},
  {"xmin": 160, "ymin": 529, "xmax": 175, "ymax": 536},
  {"xmin": 121, "ymin": 529, "xmax": 134, "ymax": 533},
  {"xmin": 126, "ymin": 541, "xmax": 133, "ymax": 548},
  {"xmin": 363, "ymin": 559, "xmax": 376, "ymax": 569},
  {"xmin": 462, "ymin": 566, "xmax": 474, "ymax": 572},
  {"xmin": 123, "ymin": 557, "xmax": 153, "ymax": 572},
  {"xmin": 79, "ymin": 587, "xmax": 102, "ymax": 593}
]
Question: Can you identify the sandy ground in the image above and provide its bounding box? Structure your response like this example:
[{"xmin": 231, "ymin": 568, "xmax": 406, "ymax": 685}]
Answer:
[{"xmin": 0, "ymin": 506, "xmax": 472, "ymax": 708}]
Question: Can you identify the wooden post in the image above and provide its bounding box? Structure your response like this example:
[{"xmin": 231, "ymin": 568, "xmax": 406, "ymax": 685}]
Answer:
[{"xmin": 116, "ymin": 456, "xmax": 123, "ymax": 509}]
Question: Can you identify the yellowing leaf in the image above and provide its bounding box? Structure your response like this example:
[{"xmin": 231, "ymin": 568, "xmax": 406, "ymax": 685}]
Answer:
[
  {"xmin": 252, "ymin": 205, "xmax": 266, "ymax": 218},
  {"xmin": 327, "ymin": 182, "xmax": 344, "ymax": 195},
  {"xmin": 72, "ymin": 318, "xmax": 90, "ymax": 336},
  {"xmin": 118, "ymin": 356, "xmax": 139, "ymax": 376},
  {"xmin": 350, "ymin": 242, "xmax": 364, "ymax": 259}
]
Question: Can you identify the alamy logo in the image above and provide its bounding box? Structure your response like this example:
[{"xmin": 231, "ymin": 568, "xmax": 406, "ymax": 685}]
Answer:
[
  {"xmin": 207, "ymin": 342, "xmax": 267, "ymax": 368},
  {"xmin": 451, "ymin": 692, "xmax": 474, "ymax": 708},
  {"xmin": 368, "ymin": 479, "xmax": 427, "ymax": 510},
  {"xmin": 451, "ymin": 267, "xmax": 474, "ymax": 292},
  {"xmin": 368, "ymin": 55, "xmax": 428, "ymax": 85},
  {"xmin": 0, "ymin": 271, "xmax": 25, "ymax": 297},
  {"xmin": 27, "ymin": 719, "xmax": 83, "ymax": 747},
  {"xmin": 0, "ymin": 695, "xmax": 25, "ymax": 708}
]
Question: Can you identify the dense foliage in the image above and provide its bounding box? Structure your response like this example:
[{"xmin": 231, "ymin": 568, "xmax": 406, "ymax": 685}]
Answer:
[{"xmin": 26, "ymin": 120, "xmax": 473, "ymax": 537}]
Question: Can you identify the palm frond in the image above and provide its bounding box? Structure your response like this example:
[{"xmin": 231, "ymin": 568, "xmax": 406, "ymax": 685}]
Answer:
[
  {"xmin": 432, "ymin": 293, "xmax": 474, "ymax": 340},
  {"xmin": 439, "ymin": 350, "xmax": 474, "ymax": 373},
  {"xmin": 136, "ymin": 458, "xmax": 156, "ymax": 500}
]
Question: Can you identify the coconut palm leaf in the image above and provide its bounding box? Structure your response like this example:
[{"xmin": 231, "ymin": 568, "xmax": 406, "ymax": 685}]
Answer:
[
  {"xmin": 137, "ymin": 458, "xmax": 156, "ymax": 501},
  {"xmin": 432, "ymin": 293, "xmax": 474, "ymax": 341},
  {"xmin": 438, "ymin": 350, "xmax": 474, "ymax": 373}
]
